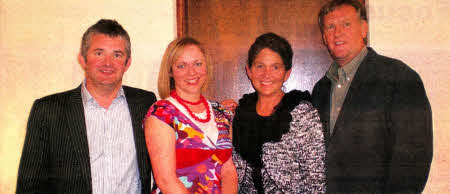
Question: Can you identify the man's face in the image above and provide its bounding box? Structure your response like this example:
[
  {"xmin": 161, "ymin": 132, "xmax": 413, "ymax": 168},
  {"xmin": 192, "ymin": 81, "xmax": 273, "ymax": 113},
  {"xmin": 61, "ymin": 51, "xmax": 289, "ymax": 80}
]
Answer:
[
  {"xmin": 322, "ymin": 5, "xmax": 368, "ymax": 66},
  {"xmin": 78, "ymin": 34, "xmax": 130, "ymax": 90}
]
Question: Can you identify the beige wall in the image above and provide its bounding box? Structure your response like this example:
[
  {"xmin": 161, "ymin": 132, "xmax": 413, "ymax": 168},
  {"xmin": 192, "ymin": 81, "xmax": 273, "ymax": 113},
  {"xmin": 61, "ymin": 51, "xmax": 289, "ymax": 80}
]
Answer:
[
  {"xmin": 0, "ymin": 0, "xmax": 175, "ymax": 193},
  {"xmin": 0, "ymin": 0, "xmax": 448, "ymax": 193},
  {"xmin": 368, "ymin": 0, "xmax": 450, "ymax": 193}
]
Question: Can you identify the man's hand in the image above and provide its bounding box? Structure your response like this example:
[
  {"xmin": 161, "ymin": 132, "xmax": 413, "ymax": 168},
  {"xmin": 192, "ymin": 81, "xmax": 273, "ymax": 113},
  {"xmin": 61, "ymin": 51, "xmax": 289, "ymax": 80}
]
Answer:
[{"xmin": 220, "ymin": 99, "xmax": 238, "ymax": 113}]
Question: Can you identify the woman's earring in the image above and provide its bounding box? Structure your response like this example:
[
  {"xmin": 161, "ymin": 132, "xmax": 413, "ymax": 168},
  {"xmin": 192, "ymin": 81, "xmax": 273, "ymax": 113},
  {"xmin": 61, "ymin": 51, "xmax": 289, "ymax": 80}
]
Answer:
[{"xmin": 282, "ymin": 84, "xmax": 287, "ymax": 92}]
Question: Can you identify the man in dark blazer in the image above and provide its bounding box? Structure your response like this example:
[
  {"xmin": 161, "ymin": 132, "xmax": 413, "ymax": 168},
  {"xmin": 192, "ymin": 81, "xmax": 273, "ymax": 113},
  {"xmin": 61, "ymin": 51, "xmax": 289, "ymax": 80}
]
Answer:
[
  {"xmin": 312, "ymin": 0, "xmax": 433, "ymax": 193},
  {"xmin": 16, "ymin": 19, "xmax": 156, "ymax": 194}
]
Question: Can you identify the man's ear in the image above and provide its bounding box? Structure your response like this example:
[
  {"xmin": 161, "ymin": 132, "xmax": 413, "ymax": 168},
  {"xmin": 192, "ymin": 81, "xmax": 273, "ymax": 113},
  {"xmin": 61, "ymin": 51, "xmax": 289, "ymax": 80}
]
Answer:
[
  {"xmin": 78, "ymin": 53, "xmax": 86, "ymax": 70},
  {"xmin": 124, "ymin": 57, "xmax": 132, "ymax": 72},
  {"xmin": 322, "ymin": 33, "xmax": 328, "ymax": 46},
  {"xmin": 361, "ymin": 20, "xmax": 368, "ymax": 40}
]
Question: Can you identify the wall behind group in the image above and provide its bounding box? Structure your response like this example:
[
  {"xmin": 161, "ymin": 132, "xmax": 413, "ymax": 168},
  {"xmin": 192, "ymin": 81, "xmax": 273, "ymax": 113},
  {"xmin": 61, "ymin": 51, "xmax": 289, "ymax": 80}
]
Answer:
[
  {"xmin": 0, "ymin": 0, "xmax": 448, "ymax": 193},
  {"xmin": 368, "ymin": 0, "xmax": 449, "ymax": 193}
]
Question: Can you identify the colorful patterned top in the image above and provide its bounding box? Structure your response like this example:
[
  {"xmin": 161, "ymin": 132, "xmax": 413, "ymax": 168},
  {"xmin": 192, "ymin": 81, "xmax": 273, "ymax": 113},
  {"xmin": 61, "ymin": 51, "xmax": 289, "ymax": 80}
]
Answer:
[{"xmin": 146, "ymin": 98, "xmax": 233, "ymax": 194}]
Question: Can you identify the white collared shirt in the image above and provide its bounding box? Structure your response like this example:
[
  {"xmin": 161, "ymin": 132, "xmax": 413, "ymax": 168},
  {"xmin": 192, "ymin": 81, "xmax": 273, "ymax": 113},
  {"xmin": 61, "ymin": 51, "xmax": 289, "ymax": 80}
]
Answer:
[{"xmin": 81, "ymin": 82, "xmax": 141, "ymax": 194}]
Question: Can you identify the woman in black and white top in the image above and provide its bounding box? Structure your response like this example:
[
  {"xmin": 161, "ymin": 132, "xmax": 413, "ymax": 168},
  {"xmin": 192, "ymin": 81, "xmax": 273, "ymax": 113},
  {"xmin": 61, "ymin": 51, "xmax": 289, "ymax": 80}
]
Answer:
[{"xmin": 232, "ymin": 32, "xmax": 326, "ymax": 194}]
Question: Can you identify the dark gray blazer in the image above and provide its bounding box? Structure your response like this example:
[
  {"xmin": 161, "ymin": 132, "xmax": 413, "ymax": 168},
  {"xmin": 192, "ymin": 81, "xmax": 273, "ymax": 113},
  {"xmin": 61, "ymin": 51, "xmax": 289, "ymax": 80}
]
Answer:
[
  {"xmin": 312, "ymin": 48, "xmax": 433, "ymax": 193},
  {"xmin": 16, "ymin": 85, "xmax": 156, "ymax": 194}
]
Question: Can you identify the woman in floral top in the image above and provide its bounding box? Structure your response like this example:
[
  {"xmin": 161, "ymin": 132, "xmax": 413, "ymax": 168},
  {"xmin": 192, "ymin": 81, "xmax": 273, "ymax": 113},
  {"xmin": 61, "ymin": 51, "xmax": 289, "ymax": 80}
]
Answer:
[{"xmin": 144, "ymin": 37, "xmax": 237, "ymax": 194}]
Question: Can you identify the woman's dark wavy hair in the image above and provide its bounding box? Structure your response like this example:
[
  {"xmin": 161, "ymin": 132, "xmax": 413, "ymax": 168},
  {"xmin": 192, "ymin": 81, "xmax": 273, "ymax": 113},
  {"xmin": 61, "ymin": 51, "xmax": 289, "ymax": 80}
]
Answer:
[{"xmin": 247, "ymin": 32, "xmax": 293, "ymax": 70}]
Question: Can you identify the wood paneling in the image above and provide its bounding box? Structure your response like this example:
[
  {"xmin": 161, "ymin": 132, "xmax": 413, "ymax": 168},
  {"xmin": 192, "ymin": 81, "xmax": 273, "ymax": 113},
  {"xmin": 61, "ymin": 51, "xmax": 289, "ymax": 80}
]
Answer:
[{"xmin": 179, "ymin": 0, "xmax": 365, "ymax": 101}]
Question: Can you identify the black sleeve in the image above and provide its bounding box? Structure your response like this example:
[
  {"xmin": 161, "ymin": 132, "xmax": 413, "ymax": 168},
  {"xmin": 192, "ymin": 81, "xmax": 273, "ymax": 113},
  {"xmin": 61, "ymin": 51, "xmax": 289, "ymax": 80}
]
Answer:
[
  {"xmin": 385, "ymin": 66, "xmax": 433, "ymax": 193},
  {"xmin": 16, "ymin": 100, "xmax": 50, "ymax": 193}
]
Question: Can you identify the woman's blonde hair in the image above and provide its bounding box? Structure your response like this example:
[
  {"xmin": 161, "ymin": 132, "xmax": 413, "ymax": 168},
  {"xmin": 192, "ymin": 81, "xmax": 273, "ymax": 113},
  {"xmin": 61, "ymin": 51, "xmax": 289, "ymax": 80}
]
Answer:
[{"xmin": 158, "ymin": 37, "xmax": 212, "ymax": 99}]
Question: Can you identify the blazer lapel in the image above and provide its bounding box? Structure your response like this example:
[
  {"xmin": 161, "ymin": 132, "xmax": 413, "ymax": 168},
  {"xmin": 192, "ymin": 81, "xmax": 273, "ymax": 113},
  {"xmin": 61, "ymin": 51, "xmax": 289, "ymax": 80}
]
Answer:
[
  {"xmin": 65, "ymin": 86, "xmax": 92, "ymax": 188},
  {"xmin": 124, "ymin": 87, "xmax": 151, "ymax": 182},
  {"xmin": 319, "ymin": 79, "xmax": 332, "ymax": 143}
]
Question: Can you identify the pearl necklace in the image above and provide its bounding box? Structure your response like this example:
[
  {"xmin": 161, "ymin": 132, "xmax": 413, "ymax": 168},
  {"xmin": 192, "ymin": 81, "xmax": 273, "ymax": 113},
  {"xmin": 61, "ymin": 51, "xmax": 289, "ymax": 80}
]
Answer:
[{"xmin": 171, "ymin": 90, "xmax": 211, "ymax": 123}]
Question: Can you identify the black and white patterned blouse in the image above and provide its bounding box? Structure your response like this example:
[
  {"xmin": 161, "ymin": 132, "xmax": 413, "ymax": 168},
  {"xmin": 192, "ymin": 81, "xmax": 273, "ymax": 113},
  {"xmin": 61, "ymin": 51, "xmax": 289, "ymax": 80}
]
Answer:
[{"xmin": 232, "ymin": 90, "xmax": 326, "ymax": 194}]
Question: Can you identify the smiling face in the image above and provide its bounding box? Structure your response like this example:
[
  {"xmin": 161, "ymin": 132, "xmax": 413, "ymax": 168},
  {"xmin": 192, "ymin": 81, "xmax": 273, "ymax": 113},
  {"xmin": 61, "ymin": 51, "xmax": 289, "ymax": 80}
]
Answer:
[
  {"xmin": 171, "ymin": 44, "xmax": 207, "ymax": 100},
  {"xmin": 78, "ymin": 33, "xmax": 130, "ymax": 91},
  {"xmin": 322, "ymin": 5, "xmax": 368, "ymax": 66},
  {"xmin": 247, "ymin": 48, "xmax": 291, "ymax": 98}
]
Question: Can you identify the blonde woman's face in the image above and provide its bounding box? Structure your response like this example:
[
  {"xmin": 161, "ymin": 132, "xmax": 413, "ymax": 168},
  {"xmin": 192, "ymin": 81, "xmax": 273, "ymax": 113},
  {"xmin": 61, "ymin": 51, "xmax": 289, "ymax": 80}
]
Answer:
[{"xmin": 171, "ymin": 45, "xmax": 207, "ymax": 98}]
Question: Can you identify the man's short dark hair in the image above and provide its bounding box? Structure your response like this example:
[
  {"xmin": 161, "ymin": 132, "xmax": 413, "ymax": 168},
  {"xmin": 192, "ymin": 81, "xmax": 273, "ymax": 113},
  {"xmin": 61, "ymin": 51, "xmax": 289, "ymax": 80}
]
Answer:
[
  {"xmin": 80, "ymin": 19, "xmax": 131, "ymax": 62},
  {"xmin": 248, "ymin": 32, "xmax": 293, "ymax": 70},
  {"xmin": 318, "ymin": 0, "xmax": 367, "ymax": 34}
]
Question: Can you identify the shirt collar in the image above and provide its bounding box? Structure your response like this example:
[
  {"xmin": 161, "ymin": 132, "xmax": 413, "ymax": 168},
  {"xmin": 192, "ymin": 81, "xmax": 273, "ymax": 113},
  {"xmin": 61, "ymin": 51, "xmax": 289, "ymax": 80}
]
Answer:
[
  {"xmin": 81, "ymin": 80, "xmax": 125, "ymax": 108},
  {"xmin": 326, "ymin": 46, "xmax": 368, "ymax": 82}
]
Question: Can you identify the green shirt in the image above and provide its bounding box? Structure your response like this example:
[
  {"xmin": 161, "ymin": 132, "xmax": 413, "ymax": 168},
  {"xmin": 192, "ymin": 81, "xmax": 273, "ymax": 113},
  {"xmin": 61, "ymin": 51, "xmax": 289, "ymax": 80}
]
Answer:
[{"xmin": 326, "ymin": 47, "xmax": 368, "ymax": 134}]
